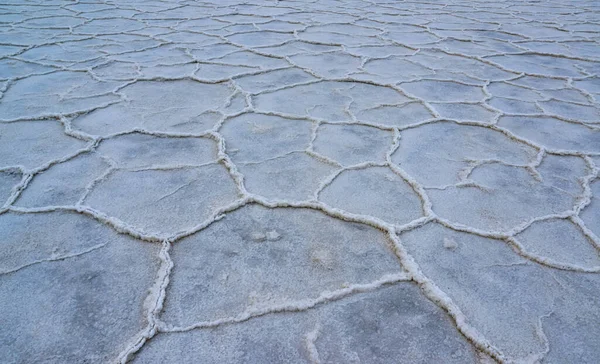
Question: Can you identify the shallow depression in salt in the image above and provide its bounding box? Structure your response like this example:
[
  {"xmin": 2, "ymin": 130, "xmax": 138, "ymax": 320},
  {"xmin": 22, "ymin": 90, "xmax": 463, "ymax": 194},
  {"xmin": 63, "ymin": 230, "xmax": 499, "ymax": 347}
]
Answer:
[{"xmin": 0, "ymin": 0, "xmax": 599, "ymax": 363}]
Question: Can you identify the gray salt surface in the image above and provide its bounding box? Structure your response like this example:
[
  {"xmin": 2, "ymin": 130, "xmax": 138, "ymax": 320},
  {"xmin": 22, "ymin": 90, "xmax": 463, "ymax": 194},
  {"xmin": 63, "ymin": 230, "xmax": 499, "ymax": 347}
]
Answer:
[{"xmin": 1, "ymin": 0, "xmax": 599, "ymax": 363}]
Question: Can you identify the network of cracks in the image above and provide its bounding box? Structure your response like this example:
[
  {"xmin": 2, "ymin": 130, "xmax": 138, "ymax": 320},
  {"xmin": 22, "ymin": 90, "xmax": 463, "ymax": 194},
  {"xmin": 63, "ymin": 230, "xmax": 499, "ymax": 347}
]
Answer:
[{"xmin": 1, "ymin": 0, "xmax": 600, "ymax": 363}]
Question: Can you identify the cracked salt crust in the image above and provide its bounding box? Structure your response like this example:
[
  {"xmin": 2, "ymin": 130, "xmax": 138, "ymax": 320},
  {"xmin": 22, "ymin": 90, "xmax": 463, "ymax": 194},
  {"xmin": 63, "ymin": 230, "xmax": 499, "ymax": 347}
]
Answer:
[{"xmin": 1, "ymin": 0, "xmax": 600, "ymax": 363}]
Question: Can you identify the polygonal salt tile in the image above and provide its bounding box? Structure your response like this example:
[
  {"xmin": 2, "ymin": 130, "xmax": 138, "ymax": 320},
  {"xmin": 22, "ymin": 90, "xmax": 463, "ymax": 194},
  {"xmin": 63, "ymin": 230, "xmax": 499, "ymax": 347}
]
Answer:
[
  {"xmin": 400, "ymin": 222, "xmax": 600, "ymax": 363},
  {"xmin": 137, "ymin": 284, "xmax": 478, "ymax": 363},
  {"xmin": 97, "ymin": 133, "xmax": 216, "ymax": 169},
  {"xmin": 564, "ymin": 41, "xmax": 600, "ymax": 59},
  {"xmin": 581, "ymin": 179, "xmax": 600, "ymax": 238},
  {"xmin": 257, "ymin": 41, "xmax": 340, "ymax": 57},
  {"xmin": 140, "ymin": 63, "xmax": 198, "ymax": 79},
  {"xmin": 290, "ymin": 51, "xmax": 362, "ymax": 78},
  {"xmin": 362, "ymin": 57, "xmax": 435, "ymax": 82},
  {"xmin": 487, "ymin": 54, "xmax": 588, "ymax": 78},
  {"xmin": 109, "ymin": 44, "xmax": 191, "ymax": 67},
  {"xmin": 91, "ymin": 61, "xmax": 139, "ymax": 81},
  {"xmin": 18, "ymin": 16, "xmax": 85, "ymax": 29},
  {"xmin": 429, "ymin": 162, "xmax": 585, "ymax": 232},
  {"xmin": 292, "ymin": 12, "xmax": 357, "ymax": 24},
  {"xmin": 16, "ymin": 153, "xmax": 109, "ymax": 207},
  {"xmin": 66, "ymin": 3, "xmax": 113, "ymax": 12},
  {"xmin": 0, "ymin": 45, "xmax": 23, "ymax": 58},
  {"xmin": 487, "ymin": 82, "xmax": 542, "ymax": 101},
  {"xmin": 135, "ymin": 313, "xmax": 311, "ymax": 363},
  {"xmin": 400, "ymin": 80, "xmax": 485, "ymax": 102},
  {"xmin": 139, "ymin": 5, "xmax": 213, "ymax": 21},
  {"xmin": 216, "ymin": 51, "xmax": 289, "ymax": 69},
  {"xmin": 74, "ymin": 18, "xmax": 144, "ymax": 34},
  {"xmin": 194, "ymin": 63, "xmax": 259, "ymax": 82},
  {"xmin": 84, "ymin": 164, "xmax": 239, "ymax": 238},
  {"xmin": 313, "ymin": 284, "xmax": 478, "ymax": 363},
  {"xmin": 0, "ymin": 211, "xmax": 160, "ymax": 362},
  {"xmin": 539, "ymin": 89, "xmax": 590, "ymax": 104},
  {"xmin": 257, "ymin": 20, "xmax": 305, "ymax": 32},
  {"xmin": 0, "ymin": 71, "xmax": 121, "ymax": 120},
  {"xmin": 0, "ymin": 120, "xmax": 87, "ymax": 170},
  {"xmin": 0, "ymin": 169, "xmax": 21, "ymax": 205},
  {"xmin": 537, "ymin": 154, "xmax": 588, "ymax": 195},
  {"xmin": 223, "ymin": 92, "xmax": 248, "ymax": 114},
  {"xmin": 347, "ymin": 84, "xmax": 412, "ymax": 110},
  {"xmin": 239, "ymin": 153, "xmax": 337, "ymax": 201},
  {"xmin": 538, "ymin": 100, "xmax": 600, "ymax": 123},
  {"xmin": 500, "ymin": 23, "xmax": 570, "ymax": 39},
  {"xmin": 355, "ymin": 102, "xmax": 434, "ymax": 127},
  {"xmin": 515, "ymin": 218, "xmax": 600, "ymax": 269},
  {"xmin": 498, "ymin": 116, "xmax": 600, "ymax": 153},
  {"xmin": 189, "ymin": 43, "xmax": 241, "ymax": 60},
  {"xmin": 385, "ymin": 31, "xmax": 441, "ymax": 45},
  {"xmin": 0, "ymin": 58, "xmax": 56, "ymax": 79},
  {"xmin": 0, "ymin": 28, "xmax": 67, "ymax": 47},
  {"xmin": 18, "ymin": 41, "xmax": 104, "ymax": 68},
  {"xmin": 313, "ymin": 124, "xmax": 391, "ymax": 166},
  {"xmin": 392, "ymin": 122, "xmax": 536, "ymax": 187},
  {"xmin": 297, "ymin": 30, "xmax": 383, "ymax": 47},
  {"xmin": 216, "ymin": 14, "xmax": 273, "ymax": 24},
  {"xmin": 223, "ymin": 25, "xmax": 264, "ymax": 35},
  {"xmin": 81, "ymin": 8, "xmax": 139, "ymax": 20},
  {"xmin": 432, "ymin": 103, "xmax": 498, "ymax": 123},
  {"xmin": 409, "ymin": 49, "xmax": 515, "ymax": 81},
  {"xmin": 430, "ymin": 38, "xmax": 497, "ymax": 57},
  {"xmin": 253, "ymin": 81, "xmax": 409, "ymax": 121},
  {"xmin": 345, "ymin": 44, "xmax": 414, "ymax": 58},
  {"xmin": 160, "ymin": 204, "xmax": 403, "ymax": 325},
  {"xmin": 304, "ymin": 23, "xmax": 382, "ymax": 37},
  {"xmin": 210, "ymin": 22, "xmax": 253, "ymax": 35},
  {"xmin": 227, "ymin": 31, "xmax": 294, "ymax": 47},
  {"xmin": 564, "ymin": 23, "xmax": 600, "ymax": 32},
  {"xmin": 221, "ymin": 113, "xmax": 312, "ymax": 163},
  {"xmin": 95, "ymin": 35, "xmax": 161, "ymax": 55},
  {"xmin": 234, "ymin": 68, "xmax": 317, "ymax": 94},
  {"xmin": 157, "ymin": 31, "xmax": 220, "ymax": 46},
  {"xmin": 573, "ymin": 78, "xmax": 600, "ymax": 98},
  {"xmin": 510, "ymin": 76, "xmax": 565, "ymax": 90},
  {"xmin": 72, "ymin": 80, "xmax": 235, "ymax": 136},
  {"xmin": 423, "ymin": 70, "xmax": 489, "ymax": 86},
  {"xmin": 487, "ymin": 97, "xmax": 541, "ymax": 114},
  {"xmin": 319, "ymin": 167, "xmax": 423, "ymax": 225}
]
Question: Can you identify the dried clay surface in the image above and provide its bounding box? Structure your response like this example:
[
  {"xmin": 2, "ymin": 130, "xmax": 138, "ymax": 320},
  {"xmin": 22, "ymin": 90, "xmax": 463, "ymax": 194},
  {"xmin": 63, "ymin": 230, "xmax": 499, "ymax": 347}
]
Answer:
[{"xmin": 0, "ymin": 0, "xmax": 599, "ymax": 363}]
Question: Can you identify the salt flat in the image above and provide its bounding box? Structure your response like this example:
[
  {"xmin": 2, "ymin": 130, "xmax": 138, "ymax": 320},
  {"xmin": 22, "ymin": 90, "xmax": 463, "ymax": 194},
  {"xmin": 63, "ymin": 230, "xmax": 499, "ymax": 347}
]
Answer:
[{"xmin": 1, "ymin": 0, "xmax": 599, "ymax": 363}]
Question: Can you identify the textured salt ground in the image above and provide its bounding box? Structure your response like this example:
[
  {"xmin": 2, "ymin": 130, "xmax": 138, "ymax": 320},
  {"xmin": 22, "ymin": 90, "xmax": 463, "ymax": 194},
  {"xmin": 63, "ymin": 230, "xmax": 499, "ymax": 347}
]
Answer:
[{"xmin": 1, "ymin": 0, "xmax": 600, "ymax": 363}]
